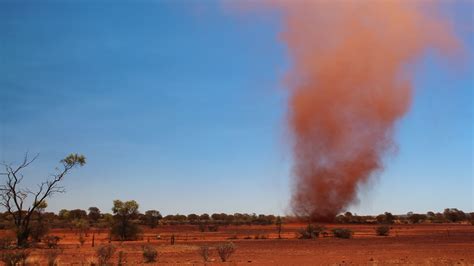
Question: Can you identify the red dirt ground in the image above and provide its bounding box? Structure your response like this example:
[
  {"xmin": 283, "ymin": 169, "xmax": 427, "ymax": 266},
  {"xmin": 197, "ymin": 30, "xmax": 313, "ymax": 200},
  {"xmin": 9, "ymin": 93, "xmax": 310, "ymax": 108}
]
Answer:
[{"xmin": 1, "ymin": 223, "xmax": 473, "ymax": 265}]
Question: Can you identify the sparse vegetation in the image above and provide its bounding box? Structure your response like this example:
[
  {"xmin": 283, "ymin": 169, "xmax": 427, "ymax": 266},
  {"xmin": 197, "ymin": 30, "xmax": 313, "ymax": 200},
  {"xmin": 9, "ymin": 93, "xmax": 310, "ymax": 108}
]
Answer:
[
  {"xmin": 96, "ymin": 244, "xmax": 116, "ymax": 265},
  {"xmin": 46, "ymin": 248, "xmax": 62, "ymax": 266},
  {"xmin": 199, "ymin": 245, "xmax": 210, "ymax": 262},
  {"xmin": 117, "ymin": 251, "xmax": 126, "ymax": 266},
  {"xmin": 299, "ymin": 224, "xmax": 326, "ymax": 239},
  {"xmin": 217, "ymin": 242, "xmax": 235, "ymax": 262},
  {"xmin": 208, "ymin": 224, "xmax": 219, "ymax": 232},
  {"xmin": 0, "ymin": 237, "xmax": 14, "ymax": 250},
  {"xmin": 1, "ymin": 250, "xmax": 30, "ymax": 266},
  {"xmin": 142, "ymin": 245, "xmax": 158, "ymax": 263},
  {"xmin": 332, "ymin": 228, "xmax": 353, "ymax": 239},
  {"xmin": 375, "ymin": 225, "xmax": 390, "ymax": 236},
  {"xmin": 0, "ymin": 153, "xmax": 85, "ymax": 247},
  {"xmin": 276, "ymin": 216, "xmax": 283, "ymax": 238},
  {"xmin": 44, "ymin": 235, "xmax": 61, "ymax": 248},
  {"xmin": 254, "ymin": 234, "xmax": 268, "ymax": 239}
]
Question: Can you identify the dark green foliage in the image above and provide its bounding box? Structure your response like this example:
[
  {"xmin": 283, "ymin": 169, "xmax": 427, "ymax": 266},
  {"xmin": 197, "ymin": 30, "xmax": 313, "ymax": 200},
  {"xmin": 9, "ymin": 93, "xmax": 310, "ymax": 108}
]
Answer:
[
  {"xmin": 110, "ymin": 222, "xmax": 140, "ymax": 241},
  {"xmin": 88, "ymin": 207, "xmax": 101, "ymax": 223},
  {"xmin": 375, "ymin": 225, "xmax": 390, "ymax": 236},
  {"xmin": 143, "ymin": 210, "xmax": 162, "ymax": 228},
  {"xmin": 298, "ymin": 224, "xmax": 326, "ymax": 239},
  {"xmin": 407, "ymin": 212, "xmax": 427, "ymax": 224},
  {"xmin": 332, "ymin": 228, "xmax": 353, "ymax": 239},
  {"xmin": 110, "ymin": 200, "xmax": 141, "ymax": 241},
  {"xmin": 443, "ymin": 208, "xmax": 467, "ymax": 223}
]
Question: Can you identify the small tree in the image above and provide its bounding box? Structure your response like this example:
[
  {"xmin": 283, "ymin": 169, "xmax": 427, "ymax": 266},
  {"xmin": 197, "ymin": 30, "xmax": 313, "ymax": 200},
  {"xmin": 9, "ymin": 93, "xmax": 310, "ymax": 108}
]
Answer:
[
  {"xmin": 30, "ymin": 200, "xmax": 49, "ymax": 242},
  {"xmin": 407, "ymin": 213, "xmax": 426, "ymax": 224},
  {"xmin": 275, "ymin": 216, "xmax": 283, "ymax": 239},
  {"xmin": 111, "ymin": 200, "xmax": 140, "ymax": 241},
  {"xmin": 88, "ymin": 207, "xmax": 101, "ymax": 224},
  {"xmin": 217, "ymin": 242, "xmax": 235, "ymax": 262},
  {"xmin": 143, "ymin": 210, "xmax": 162, "ymax": 228},
  {"xmin": 0, "ymin": 153, "xmax": 86, "ymax": 247}
]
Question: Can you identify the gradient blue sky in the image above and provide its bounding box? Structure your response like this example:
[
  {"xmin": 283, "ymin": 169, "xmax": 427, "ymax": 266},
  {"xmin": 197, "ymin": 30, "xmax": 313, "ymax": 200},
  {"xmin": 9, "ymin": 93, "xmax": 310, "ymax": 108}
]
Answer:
[{"xmin": 1, "ymin": 1, "xmax": 472, "ymax": 216}]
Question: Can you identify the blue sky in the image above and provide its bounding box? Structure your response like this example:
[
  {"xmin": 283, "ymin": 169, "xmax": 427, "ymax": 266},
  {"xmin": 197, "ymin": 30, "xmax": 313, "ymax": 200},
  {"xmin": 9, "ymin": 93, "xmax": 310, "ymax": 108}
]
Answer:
[{"xmin": 1, "ymin": 1, "xmax": 472, "ymax": 215}]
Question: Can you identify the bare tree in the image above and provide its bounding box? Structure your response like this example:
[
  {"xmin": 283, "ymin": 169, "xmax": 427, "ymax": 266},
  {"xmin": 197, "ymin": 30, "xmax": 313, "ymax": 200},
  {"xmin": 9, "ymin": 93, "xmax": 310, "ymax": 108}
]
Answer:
[{"xmin": 0, "ymin": 153, "xmax": 86, "ymax": 247}]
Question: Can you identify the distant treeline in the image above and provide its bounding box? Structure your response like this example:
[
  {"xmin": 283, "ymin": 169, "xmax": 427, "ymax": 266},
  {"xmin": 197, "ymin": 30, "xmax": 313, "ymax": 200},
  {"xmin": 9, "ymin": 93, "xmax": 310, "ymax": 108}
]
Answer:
[
  {"xmin": 0, "ymin": 207, "xmax": 472, "ymax": 231},
  {"xmin": 333, "ymin": 208, "xmax": 473, "ymax": 224}
]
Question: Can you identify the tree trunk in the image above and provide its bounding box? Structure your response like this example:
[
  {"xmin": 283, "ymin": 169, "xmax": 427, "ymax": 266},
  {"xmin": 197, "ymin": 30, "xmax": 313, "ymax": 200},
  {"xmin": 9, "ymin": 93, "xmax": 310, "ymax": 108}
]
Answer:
[{"xmin": 16, "ymin": 227, "xmax": 30, "ymax": 247}]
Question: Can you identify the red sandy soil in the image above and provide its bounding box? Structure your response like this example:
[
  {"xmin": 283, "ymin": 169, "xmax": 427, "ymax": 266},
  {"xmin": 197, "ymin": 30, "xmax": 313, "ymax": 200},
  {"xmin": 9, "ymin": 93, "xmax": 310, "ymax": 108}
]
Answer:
[{"xmin": 1, "ymin": 223, "xmax": 473, "ymax": 265}]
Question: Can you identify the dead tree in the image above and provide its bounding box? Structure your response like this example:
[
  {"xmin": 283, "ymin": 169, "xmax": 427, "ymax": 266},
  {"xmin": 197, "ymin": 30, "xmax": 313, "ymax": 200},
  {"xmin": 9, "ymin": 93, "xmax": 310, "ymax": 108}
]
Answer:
[{"xmin": 0, "ymin": 153, "xmax": 86, "ymax": 247}]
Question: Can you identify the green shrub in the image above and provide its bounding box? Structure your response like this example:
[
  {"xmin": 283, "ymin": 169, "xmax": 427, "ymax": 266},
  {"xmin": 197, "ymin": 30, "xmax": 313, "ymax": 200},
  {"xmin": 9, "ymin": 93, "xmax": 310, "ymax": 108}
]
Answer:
[
  {"xmin": 332, "ymin": 228, "xmax": 353, "ymax": 239},
  {"xmin": 142, "ymin": 245, "xmax": 158, "ymax": 263},
  {"xmin": 375, "ymin": 225, "xmax": 390, "ymax": 236},
  {"xmin": 298, "ymin": 224, "xmax": 326, "ymax": 239}
]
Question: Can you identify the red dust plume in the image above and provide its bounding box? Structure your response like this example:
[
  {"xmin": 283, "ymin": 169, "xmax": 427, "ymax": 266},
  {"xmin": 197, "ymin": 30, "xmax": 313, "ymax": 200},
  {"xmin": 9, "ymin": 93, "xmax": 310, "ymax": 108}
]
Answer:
[{"xmin": 265, "ymin": 2, "xmax": 461, "ymax": 221}]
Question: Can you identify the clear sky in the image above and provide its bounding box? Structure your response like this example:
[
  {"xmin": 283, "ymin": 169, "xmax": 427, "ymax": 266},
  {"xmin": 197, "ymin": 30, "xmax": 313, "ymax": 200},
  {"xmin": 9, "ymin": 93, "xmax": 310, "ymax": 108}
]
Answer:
[{"xmin": 1, "ymin": 1, "xmax": 472, "ymax": 216}]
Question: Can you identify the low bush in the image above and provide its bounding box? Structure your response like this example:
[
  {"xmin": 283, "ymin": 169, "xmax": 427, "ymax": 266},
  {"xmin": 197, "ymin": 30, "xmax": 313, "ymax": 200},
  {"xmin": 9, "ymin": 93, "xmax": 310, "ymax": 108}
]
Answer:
[
  {"xmin": 142, "ymin": 245, "xmax": 158, "ymax": 263},
  {"xmin": 375, "ymin": 225, "xmax": 390, "ymax": 236},
  {"xmin": 298, "ymin": 224, "xmax": 326, "ymax": 239},
  {"xmin": 1, "ymin": 250, "xmax": 30, "ymax": 266},
  {"xmin": 217, "ymin": 242, "xmax": 235, "ymax": 262},
  {"xmin": 332, "ymin": 228, "xmax": 353, "ymax": 239},
  {"xmin": 96, "ymin": 244, "xmax": 116, "ymax": 265}
]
